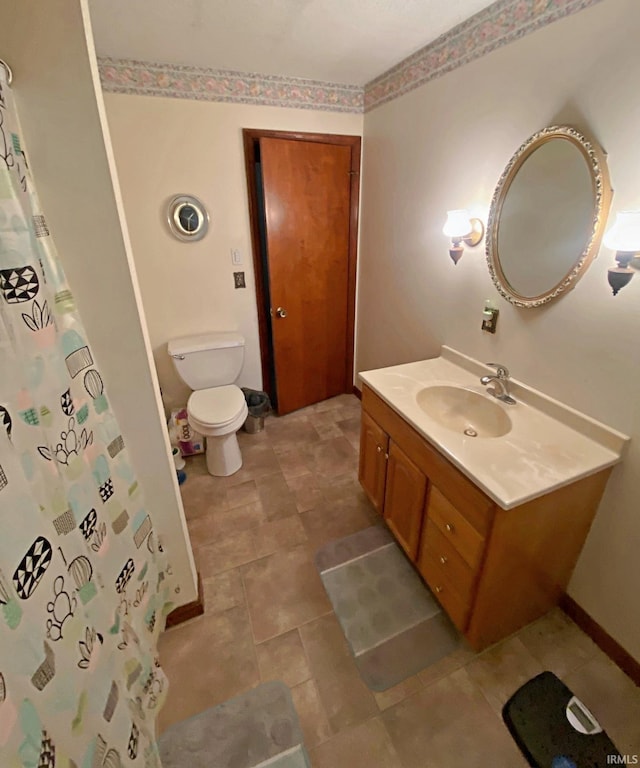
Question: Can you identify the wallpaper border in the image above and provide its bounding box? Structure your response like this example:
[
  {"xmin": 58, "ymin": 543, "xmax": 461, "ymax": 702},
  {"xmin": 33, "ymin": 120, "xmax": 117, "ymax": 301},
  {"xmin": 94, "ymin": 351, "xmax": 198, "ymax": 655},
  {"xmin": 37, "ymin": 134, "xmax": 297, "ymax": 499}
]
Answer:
[
  {"xmin": 364, "ymin": 0, "xmax": 605, "ymax": 111},
  {"xmin": 97, "ymin": 0, "xmax": 604, "ymax": 114},
  {"xmin": 97, "ymin": 58, "xmax": 364, "ymax": 114}
]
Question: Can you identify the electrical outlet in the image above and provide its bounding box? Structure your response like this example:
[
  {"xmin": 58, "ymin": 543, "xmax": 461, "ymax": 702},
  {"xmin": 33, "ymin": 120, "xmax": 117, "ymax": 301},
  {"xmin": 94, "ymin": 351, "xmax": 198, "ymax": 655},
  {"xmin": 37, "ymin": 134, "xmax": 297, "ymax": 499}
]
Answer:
[
  {"xmin": 481, "ymin": 306, "xmax": 499, "ymax": 333},
  {"xmin": 231, "ymin": 248, "xmax": 242, "ymax": 265},
  {"xmin": 233, "ymin": 271, "xmax": 246, "ymax": 289}
]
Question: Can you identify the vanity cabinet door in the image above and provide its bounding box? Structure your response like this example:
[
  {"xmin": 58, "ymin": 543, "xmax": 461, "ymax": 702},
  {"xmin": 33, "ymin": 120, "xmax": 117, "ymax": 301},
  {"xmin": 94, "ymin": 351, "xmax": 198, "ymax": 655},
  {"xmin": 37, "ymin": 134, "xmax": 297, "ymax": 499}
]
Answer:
[
  {"xmin": 359, "ymin": 411, "xmax": 389, "ymax": 513},
  {"xmin": 383, "ymin": 442, "xmax": 427, "ymax": 561}
]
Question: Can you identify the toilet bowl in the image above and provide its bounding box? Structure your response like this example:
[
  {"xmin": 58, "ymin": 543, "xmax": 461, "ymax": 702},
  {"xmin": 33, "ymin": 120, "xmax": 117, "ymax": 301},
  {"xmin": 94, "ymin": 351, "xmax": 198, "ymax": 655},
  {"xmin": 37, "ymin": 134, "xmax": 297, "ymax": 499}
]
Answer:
[
  {"xmin": 168, "ymin": 331, "xmax": 247, "ymax": 477},
  {"xmin": 187, "ymin": 385, "xmax": 248, "ymax": 476}
]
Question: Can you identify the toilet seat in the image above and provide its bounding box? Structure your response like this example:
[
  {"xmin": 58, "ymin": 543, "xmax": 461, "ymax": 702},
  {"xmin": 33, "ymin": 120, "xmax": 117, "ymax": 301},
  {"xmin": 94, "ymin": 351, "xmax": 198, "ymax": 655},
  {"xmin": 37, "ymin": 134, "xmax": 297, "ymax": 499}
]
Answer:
[{"xmin": 187, "ymin": 385, "xmax": 247, "ymax": 434}]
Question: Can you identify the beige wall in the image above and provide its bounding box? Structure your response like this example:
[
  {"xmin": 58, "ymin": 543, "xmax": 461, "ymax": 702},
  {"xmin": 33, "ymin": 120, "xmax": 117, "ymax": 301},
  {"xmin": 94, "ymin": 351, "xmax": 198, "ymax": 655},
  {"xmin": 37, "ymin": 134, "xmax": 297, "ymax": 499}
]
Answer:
[
  {"xmin": 0, "ymin": 0, "xmax": 197, "ymax": 604},
  {"xmin": 103, "ymin": 95, "xmax": 363, "ymax": 412},
  {"xmin": 358, "ymin": 0, "xmax": 640, "ymax": 660}
]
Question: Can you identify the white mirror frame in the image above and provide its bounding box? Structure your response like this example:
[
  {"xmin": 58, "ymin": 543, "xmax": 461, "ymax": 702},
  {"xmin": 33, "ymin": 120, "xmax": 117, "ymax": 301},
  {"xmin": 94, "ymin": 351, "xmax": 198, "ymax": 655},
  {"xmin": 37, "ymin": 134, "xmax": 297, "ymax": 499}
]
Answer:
[{"xmin": 486, "ymin": 125, "xmax": 612, "ymax": 308}]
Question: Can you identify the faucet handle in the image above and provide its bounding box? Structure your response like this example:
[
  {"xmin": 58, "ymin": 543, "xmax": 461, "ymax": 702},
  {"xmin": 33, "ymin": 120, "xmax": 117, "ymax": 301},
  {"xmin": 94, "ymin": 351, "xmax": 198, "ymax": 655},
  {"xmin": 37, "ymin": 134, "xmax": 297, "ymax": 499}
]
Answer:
[{"xmin": 486, "ymin": 362, "xmax": 510, "ymax": 378}]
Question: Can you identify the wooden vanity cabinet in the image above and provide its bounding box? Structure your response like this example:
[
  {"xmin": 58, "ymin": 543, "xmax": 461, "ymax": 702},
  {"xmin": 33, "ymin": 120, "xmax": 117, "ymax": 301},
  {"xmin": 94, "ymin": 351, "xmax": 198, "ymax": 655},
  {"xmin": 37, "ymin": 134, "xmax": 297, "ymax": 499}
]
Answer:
[
  {"xmin": 383, "ymin": 443, "xmax": 427, "ymax": 561},
  {"xmin": 359, "ymin": 384, "xmax": 612, "ymax": 651},
  {"xmin": 359, "ymin": 410, "xmax": 389, "ymax": 512}
]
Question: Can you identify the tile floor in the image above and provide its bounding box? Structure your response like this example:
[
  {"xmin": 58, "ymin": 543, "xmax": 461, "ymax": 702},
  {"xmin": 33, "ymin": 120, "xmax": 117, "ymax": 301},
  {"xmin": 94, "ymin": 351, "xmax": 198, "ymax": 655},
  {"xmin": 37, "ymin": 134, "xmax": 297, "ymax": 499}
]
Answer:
[{"xmin": 158, "ymin": 394, "xmax": 640, "ymax": 767}]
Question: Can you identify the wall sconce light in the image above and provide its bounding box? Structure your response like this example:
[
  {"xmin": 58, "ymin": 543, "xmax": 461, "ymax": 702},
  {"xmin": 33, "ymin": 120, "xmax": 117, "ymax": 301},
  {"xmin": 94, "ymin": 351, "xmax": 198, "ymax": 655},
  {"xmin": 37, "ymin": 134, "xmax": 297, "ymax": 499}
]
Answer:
[
  {"xmin": 603, "ymin": 210, "xmax": 640, "ymax": 295},
  {"xmin": 443, "ymin": 209, "xmax": 485, "ymax": 265}
]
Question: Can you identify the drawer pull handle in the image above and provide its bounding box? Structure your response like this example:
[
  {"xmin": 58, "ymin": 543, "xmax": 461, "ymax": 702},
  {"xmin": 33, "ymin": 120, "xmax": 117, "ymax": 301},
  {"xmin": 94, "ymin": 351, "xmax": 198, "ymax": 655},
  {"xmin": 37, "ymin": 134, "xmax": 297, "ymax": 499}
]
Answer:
[
  {"xmin": 435, "ymin": 585, "xmax": 443, "ymax": 594},
  {"xmin": 445, "ymin": 523, "xmax": 454, "ymax": 533},
  {"xmin": 439, "ymin": 556, "xmax": 448, "ymax": 565}
]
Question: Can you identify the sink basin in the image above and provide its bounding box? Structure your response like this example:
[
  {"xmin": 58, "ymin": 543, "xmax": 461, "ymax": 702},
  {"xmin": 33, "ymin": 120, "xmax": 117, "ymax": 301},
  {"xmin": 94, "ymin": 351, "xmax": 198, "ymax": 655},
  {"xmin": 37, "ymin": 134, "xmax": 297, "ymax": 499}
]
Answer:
[{"xmin": 415, "ymin": 385, "xmax": 512, "ymax": 438}]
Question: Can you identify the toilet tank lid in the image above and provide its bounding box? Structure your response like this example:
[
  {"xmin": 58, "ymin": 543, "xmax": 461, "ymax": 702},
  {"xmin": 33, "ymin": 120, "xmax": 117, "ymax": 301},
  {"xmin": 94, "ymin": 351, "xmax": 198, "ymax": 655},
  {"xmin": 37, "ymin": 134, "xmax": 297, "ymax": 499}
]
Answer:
[{"xmin": 168, "ymin": 331, "xmax": 245, "ymax": 356}]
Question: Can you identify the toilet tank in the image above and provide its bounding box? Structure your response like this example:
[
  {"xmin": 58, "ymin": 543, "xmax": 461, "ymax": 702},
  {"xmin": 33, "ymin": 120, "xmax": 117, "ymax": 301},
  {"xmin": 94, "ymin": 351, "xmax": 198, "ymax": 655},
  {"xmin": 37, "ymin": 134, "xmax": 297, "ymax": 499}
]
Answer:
[{"xmin": 168, "ymin": 331, "xmax": 245, "ymax": 391}]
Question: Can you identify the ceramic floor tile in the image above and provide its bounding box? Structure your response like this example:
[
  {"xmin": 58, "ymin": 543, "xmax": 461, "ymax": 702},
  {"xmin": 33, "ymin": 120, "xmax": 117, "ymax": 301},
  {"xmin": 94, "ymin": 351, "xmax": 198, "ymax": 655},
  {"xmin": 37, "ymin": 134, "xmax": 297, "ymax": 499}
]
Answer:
[
  {"xmin": 382, "ymin": 667, "xmax": 529, "ymax": 768},
  {"xmin": 266, "ymin": 415, "xmax": 321, "ymax": 452},
  {"xmin": 309, "ymin": 717, "xmax": 402, "ymax": 768},
  {"xmin": 290, "ymin": 679, "xmax": 332, "ymax": 750},
  {"xmin": 276, "ymin": 448, "xmax": 314, "ymax": 481},
  {"xmin": 465, "ymin": 635, "xmax": 545, "ymax": 716},
  {"xmin": 300, "ymin": 500, "xmax": 374, "ymax": 551},
  {"xmin": 311, "ymin": 394, "xmax": 359, "ymax": 413},
  {"xmin": 286, "ymin": 472, "xmax": 325, "ymax": 513},
  {"xmin": 157, "ymin": 605, "xmax": 260, "ymax": 732},
  {"xmin": 417, "ymin": 644, "xmax": 477, "ymax": 688},
  {"xmin": 213, "ymin": 500, "xmax": 267, "ymax": 535},
  {"xmin": 255, "ymin": 473, "xmax": 300, "ymax": 521},
  {"xmin": 202, "ymin": 568, "xmax": 245, "ymax": 615},
  {"xmin": 224, "ymin": 443, "xmax": 282, "ymax": 487},
  {"xmin": 298, "ymin": 613, "xmax": 378, "ymax": 734},
  {"xmin": 304, "ymin": 436, "xmax": 357, "ymax": 480},
  {"xmin": 373, "ymin": 675, "xmax": 423, "ymax": 712},
  {"xmin": 517, "ymin": 607, "xmax": 599, "ymax": 677},
  {"xmin": 242, "ymin": 544, "xmax": 332, "ymax": 643},
  {"xmin": 336, "ymin": 415, "xmax": 362, "ymax": 449},
  {"xmin": 307, "ymin": 411, "xmax": 345, "ymax": 441},
  {"xmin": 256, "ymin": 629, "xmax": 312, "ymax": 688},
  {"xmin": 179, "ymin": 472, "xmax": 228, "ymax": 520},
  {"xmin": 226, "ymin": 479, "xmax": 260, "ymax": 509},
  {"xmin": 563, "ymin": 650, "xmax": 640, "ymax": 754},
  {"xmin": 194, "ymin": 528, "xmax": 257, "ymax": 577},
  {"xmin": 252, "ymin": 514, "xmax": 308, "ymax": 558},
  {"xmin": 187, "ymin": 500, "xmax": 266, "ymax": 545}
]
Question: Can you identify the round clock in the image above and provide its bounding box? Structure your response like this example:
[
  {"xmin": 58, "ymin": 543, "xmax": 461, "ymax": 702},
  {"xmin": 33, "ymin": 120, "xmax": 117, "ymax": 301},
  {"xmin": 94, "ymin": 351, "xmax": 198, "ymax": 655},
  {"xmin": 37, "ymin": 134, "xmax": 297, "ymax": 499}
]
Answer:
[{"xmin": 167, "ymin": 195, "xmax": 209, "ymax": 242}]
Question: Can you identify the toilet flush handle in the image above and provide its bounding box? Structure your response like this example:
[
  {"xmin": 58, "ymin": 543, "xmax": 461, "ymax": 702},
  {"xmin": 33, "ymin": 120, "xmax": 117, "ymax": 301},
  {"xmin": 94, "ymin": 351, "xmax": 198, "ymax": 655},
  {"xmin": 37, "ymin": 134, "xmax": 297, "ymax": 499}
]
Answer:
[
  {"xmin": 275, "ymin": 307, "xmax": 288, "ymax": 318},
  {"xmin": 171, "ymin": 354, "xmax": 186, "ymax": 360}
]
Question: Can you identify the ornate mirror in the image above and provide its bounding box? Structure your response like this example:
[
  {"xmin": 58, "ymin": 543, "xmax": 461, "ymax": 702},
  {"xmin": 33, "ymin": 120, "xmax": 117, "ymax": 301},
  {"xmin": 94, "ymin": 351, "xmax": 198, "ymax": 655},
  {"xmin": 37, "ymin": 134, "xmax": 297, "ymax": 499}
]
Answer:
[{"xmin": 486, "ymin": 125, "xmax": 612, "ymax": 307}]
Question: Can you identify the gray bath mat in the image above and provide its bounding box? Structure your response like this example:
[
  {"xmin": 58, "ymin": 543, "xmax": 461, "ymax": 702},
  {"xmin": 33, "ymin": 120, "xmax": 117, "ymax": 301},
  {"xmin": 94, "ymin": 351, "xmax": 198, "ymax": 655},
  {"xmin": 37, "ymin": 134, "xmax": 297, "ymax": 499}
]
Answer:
[
  {"xmin": 158, "ymin": 681, "xmax": 311, "ymax": 768},
  {"xmin": 316, "ymin": 526, "xmax": 461, "ymax": 691}
]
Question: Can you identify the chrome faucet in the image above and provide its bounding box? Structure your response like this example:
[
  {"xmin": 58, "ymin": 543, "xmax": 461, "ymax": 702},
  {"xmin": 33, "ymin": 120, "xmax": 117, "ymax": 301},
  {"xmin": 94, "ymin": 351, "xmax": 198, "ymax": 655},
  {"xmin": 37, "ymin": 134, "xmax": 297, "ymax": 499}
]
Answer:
[{"xmin": 480, "ymin": 363, "xmax": 516, "ymax": 404}]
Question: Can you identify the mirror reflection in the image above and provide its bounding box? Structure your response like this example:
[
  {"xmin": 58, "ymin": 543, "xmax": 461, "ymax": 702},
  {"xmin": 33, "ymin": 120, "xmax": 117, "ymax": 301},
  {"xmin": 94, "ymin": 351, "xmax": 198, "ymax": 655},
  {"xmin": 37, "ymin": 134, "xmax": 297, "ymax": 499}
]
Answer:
[{"xmin": 486, "ymin": 126, "xmax": 612, "ymax": 308}]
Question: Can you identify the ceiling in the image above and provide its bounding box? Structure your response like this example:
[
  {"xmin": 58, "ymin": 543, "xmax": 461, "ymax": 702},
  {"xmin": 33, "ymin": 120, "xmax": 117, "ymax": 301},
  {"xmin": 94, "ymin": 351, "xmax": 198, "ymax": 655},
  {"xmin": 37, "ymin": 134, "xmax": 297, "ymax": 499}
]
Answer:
[{"xmin": 88, "ymin": 0, "xmax": 496, "ymax": 86}]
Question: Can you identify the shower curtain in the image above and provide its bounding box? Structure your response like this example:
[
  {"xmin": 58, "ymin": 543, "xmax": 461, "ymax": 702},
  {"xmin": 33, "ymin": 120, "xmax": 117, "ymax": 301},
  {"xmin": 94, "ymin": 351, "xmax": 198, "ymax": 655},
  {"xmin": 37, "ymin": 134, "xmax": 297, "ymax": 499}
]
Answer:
[{"xmin": 0, "ymin": 72, "xmax": 171, "ymax": 766}]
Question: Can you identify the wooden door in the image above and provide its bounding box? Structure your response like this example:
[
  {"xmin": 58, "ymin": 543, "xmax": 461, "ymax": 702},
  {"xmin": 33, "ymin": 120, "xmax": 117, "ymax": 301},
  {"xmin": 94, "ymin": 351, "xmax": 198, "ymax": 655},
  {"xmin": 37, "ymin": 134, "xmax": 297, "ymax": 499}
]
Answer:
[
  {"xmin": 383, "ymin": 442, "xmax": 428, "ymax": 561},
  {"xmin": 358, "ymin": 411, "xmax": 389, "ymax": 513},
  {"xmin": 244, "ymin": 131, "xmax": 360, "ymax": 415}
]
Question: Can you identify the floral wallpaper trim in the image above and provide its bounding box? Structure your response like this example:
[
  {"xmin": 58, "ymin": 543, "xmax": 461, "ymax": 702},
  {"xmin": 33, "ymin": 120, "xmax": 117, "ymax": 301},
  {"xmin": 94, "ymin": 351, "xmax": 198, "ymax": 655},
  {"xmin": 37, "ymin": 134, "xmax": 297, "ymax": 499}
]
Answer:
[
  {"xmin": 98, "ymin": 58, "xmax": 365, "ymax": 113},
  {"xmin": 364, "ymin": 0, "xmax": 605, "ymax": 111},
  {"xmin": 97, "ymin": 0, "xmax": 603, "ymax": 114}
]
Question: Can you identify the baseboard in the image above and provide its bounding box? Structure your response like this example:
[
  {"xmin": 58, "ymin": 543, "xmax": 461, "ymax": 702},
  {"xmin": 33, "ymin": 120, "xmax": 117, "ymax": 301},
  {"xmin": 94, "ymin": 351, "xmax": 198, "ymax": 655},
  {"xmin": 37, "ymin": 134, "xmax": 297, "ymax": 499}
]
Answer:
[
  {"xmin": 165, "ymin": 571, "xmax": 204, "ymax": 628},
  {"xmin": 560, "ymin": 593, "xmax": 640, "ymax": 686},
  {"xmin": 352, "ymin": 385, "xmax": 362, "ymax": 400}
]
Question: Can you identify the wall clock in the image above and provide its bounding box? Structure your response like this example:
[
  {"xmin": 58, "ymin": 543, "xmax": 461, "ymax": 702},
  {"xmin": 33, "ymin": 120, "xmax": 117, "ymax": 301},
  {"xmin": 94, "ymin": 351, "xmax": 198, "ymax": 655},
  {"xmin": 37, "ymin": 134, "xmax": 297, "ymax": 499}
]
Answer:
[{"xmin": 167, "ymin": 195, "xmax": 209, "ymax": 242}]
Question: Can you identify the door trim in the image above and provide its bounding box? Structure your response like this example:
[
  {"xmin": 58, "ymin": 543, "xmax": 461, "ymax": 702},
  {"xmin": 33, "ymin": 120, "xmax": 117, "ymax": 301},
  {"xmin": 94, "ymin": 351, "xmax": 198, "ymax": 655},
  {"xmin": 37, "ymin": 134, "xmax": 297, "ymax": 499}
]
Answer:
[{"xmin": 242, "ymin": 128, "xmax": 361, "ymax": 408}]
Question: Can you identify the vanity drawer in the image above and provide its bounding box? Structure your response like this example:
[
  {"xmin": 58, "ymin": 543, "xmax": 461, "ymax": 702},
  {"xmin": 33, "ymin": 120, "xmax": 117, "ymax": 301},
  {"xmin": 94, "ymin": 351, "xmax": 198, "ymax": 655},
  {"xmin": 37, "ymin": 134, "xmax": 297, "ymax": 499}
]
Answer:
[
  {"xmin": 419, "ymin": 555, "xmax": 471, "ymax": 632},
  {"xmin": 428, "ymin": 486, "xmax": 485, "ymax": 570},
  {"xmin": 419, "ymin": 519, "xmax": 477, "ymax": 599}
]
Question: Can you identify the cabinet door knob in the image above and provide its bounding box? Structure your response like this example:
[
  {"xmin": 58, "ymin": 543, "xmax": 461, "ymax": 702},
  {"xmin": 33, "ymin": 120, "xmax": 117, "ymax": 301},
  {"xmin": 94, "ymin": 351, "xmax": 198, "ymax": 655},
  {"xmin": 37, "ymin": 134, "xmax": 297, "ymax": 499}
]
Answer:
[
  {"xmin": 439, "ymin": 556, "xmax": 448, "ymax": 565},
  {"xmin": 275, "ymin": 306, "xmax": 288, "ymax": 318},
  {"xmin": 445, "ymin": 523, "xmax": 454, "ymax": 533},
  {"xmin": 435, "ymin": 585, "xmax": 443, "ymax": 594},
  {"xmin": 376, "ymin": 445, "xmax": 382, "ymax": 453}
]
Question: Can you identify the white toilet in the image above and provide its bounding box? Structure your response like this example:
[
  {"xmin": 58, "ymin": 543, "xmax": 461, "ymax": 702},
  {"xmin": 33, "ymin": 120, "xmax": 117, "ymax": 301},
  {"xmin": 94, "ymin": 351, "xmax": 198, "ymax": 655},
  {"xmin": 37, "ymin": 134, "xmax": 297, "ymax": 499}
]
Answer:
[{"xmin": 168, "ymin": 331, "xmax": 248, "ymax": 477}]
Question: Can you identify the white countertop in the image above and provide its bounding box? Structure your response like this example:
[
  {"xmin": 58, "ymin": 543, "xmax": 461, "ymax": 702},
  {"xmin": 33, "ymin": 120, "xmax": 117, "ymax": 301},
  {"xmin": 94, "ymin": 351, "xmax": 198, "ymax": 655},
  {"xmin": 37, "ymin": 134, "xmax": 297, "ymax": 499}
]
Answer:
[{"xmin": 359, "ymin": 346, "xmax": 629, "ymax": 510}]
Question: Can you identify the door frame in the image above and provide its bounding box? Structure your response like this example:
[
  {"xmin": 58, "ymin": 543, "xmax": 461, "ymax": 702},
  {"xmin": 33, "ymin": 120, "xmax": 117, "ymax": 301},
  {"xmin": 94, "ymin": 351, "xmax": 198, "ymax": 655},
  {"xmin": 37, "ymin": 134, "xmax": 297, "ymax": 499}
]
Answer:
[{"xmin": 242, "ymin": 128, "xmax": 361, "ymax": 408}]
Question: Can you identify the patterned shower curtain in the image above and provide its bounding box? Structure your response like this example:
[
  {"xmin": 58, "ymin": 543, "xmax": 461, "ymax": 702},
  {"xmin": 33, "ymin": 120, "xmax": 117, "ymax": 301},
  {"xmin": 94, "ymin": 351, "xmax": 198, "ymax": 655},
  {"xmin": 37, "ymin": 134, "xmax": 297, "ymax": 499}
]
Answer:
[{"xmin": 0, "ymin": 72, "xmax": 171, "ymax": 766}]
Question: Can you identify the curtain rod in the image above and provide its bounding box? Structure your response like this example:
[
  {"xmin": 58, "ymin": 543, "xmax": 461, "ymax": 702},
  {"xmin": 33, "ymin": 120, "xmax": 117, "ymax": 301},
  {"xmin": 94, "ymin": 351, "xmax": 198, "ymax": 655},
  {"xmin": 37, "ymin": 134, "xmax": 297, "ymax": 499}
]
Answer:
[{"xmin": 0, "ymin": 59, "xmax": 13, "ymax": 85}]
